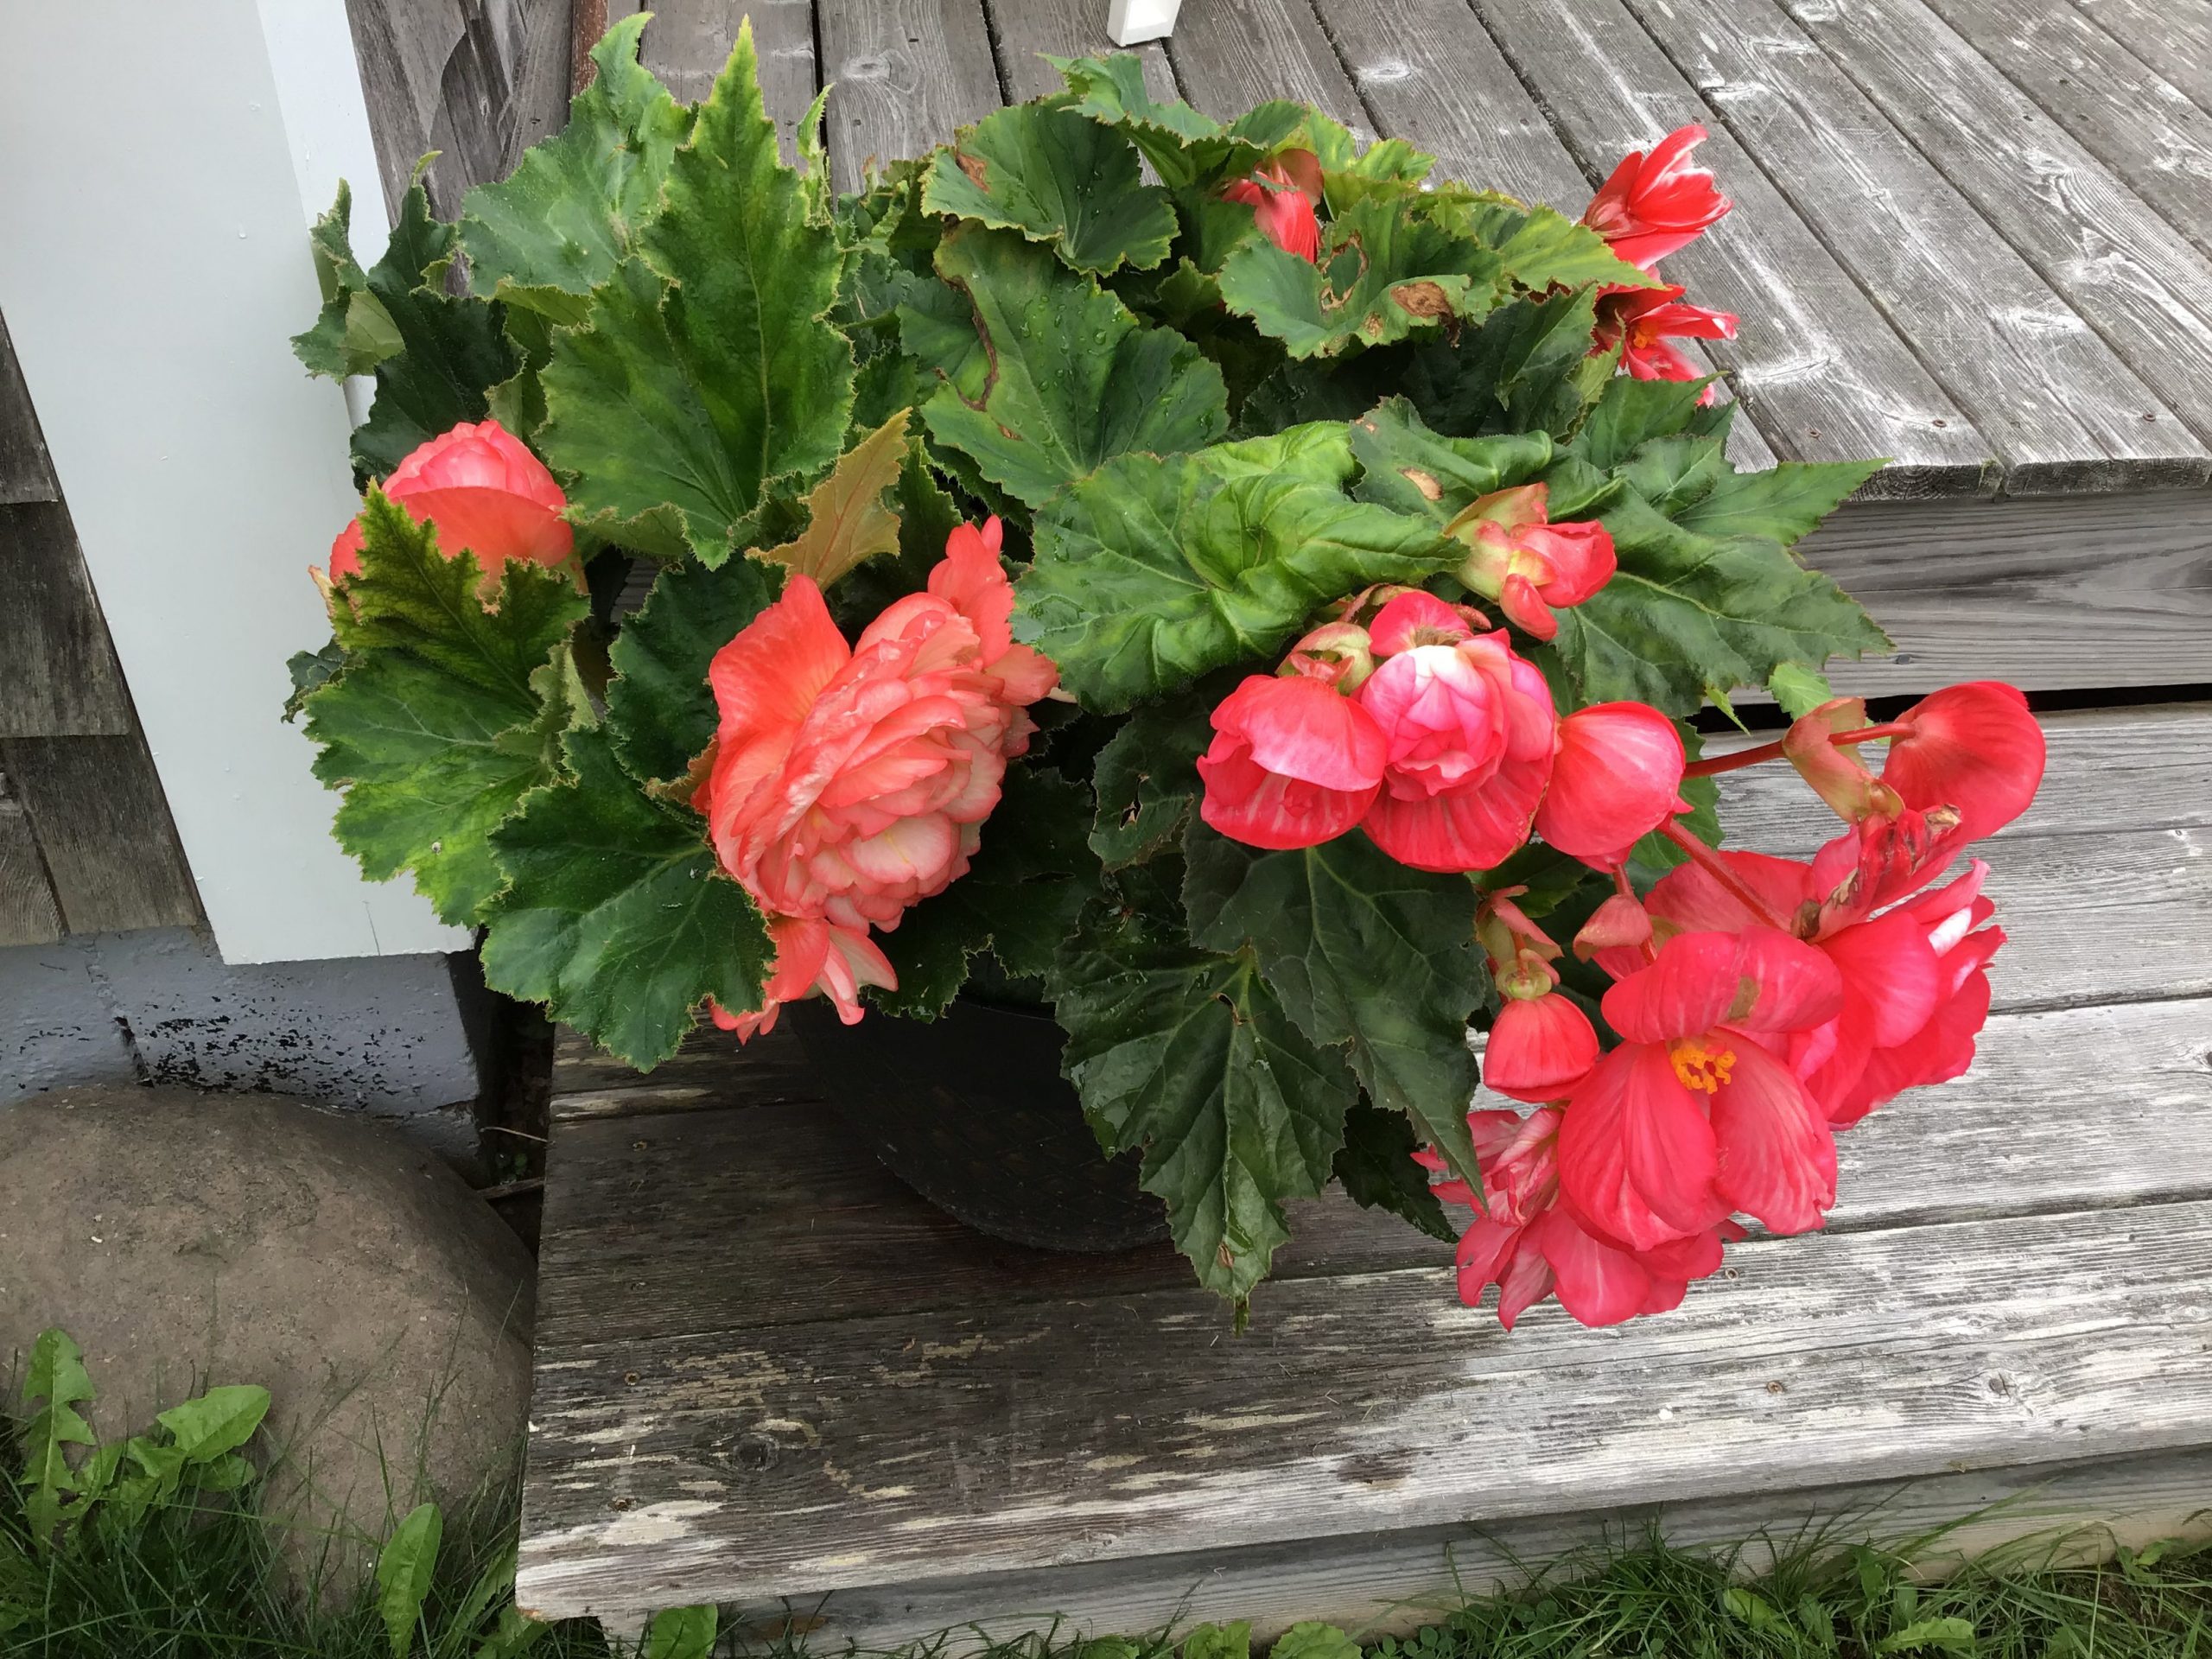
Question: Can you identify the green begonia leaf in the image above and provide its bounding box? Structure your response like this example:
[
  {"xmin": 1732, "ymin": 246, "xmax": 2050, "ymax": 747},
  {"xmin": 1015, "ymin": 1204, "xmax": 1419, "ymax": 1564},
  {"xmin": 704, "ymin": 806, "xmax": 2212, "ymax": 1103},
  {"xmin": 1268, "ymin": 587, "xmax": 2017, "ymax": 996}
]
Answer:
[
  {"xmin": 921, "ymin": 102, "xmax": 1176, "ymax": 274},
  {"xmin": 1550, "ymin": 437, "xmax": 1889, "ymax": 714},
  {"xmin": 1087, "ymin": 697, "xmax": 1212, "ymax": 869},
  {"xmin": 303, "ymin": 493, "xmax": 588, "ymax": 925},
  {"xmin": 1436, "ymin": 191, "xmax": 1662, "ymax": 296},
  {"xmin": 1054, "ymin": 918, "xmax": 1357, "ymax": 1307},
  {"xmin": 918, "ymin": 226, "xmax": 1229, "ymax": 511},
  {"xmin": 1048, "ymin": 54, "xmax": 1306, "ymax": 189},
  {"xmin": 603, "ymin": 556, "xmax": 785, "ymax": 788},
  {"xmin": 874, "ymin": 766, "xmax": 1100, "ymax": 1018},
  {"xmin": 294, "ymin": 180, "xmax": 518, "ymax": 480},
  {"xmin": 1218, "ymin": 194, "xmax": 1501, "ymax": 359},
  {"xmin": 483, "ymin": 722, "xmax": 773, "ymax": 1071},
  {"xmin": 459, "ymin": 15, "xmax": 692, "ymax": 325},
  {"xmin": 1018, "ymin": 433, "xmax": 1462, "ymax": 712},
  {"xmin": 1347, "ymin": 396, "xmax": 1554, "ymax": 523},
  {"xmin": 1572, "ymin": 373, "xmax": 1718, "ymax": 472},
  {"xmin": 539, "ymin": 22, "xmax": 853, "ymax": 563},
  {"xmin": 1333, "ymin": 1102, "xmax": 1458, "ymax": 1244},
  {"xmin": 1404, "ymin": 286, "xmax": 1608, "ymax": 439},
  {"xmin": 1181, "ymin": 824, "xmax": 1488, "ymax": 1192}
]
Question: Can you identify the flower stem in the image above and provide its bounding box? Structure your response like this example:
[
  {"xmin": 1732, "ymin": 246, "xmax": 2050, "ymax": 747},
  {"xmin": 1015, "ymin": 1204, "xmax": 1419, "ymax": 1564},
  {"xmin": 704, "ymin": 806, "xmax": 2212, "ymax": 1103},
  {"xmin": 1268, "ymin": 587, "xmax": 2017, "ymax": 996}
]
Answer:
[
  {"xmin": 1660, "ymin": 818, "xmax": 1792, "ymax": 931},
  {"xmin": 1681, "ymin": 721, "xmax": 1911, "ymax": 779}
]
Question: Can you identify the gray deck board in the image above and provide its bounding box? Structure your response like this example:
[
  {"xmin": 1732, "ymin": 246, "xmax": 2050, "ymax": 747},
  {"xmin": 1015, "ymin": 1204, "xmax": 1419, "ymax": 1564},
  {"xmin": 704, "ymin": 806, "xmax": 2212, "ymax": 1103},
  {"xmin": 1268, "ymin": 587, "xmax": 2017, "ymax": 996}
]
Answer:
[
  {"xmin": 1605, "ymin": 0, "xmax": 2209, "ymax": 493},
  {"xmin": 1923, "ymin": 0, "xmax": 2212, "ymax": 265},
  {"xmin": 2068, "ymin": 0, "xmax": 2212, "ymax": 118},
  {"xmin": 1162, "ymin": 0, "xmax": 1365, "ymax": 131},
  {"xmin": 1772, "ymin": 0, "xmax": 2212, "ymax": 451},
  {"xmin": 521, "ymin": 1196, "xmax": 2212, "ymax": 1618},
  {"xmin": 1469, "ymin": 0, "xmax": 1996, "ymax": 497},
  {"xmin": 816, "ymin": 0, "xmax": 1002, "ymax": 192}
]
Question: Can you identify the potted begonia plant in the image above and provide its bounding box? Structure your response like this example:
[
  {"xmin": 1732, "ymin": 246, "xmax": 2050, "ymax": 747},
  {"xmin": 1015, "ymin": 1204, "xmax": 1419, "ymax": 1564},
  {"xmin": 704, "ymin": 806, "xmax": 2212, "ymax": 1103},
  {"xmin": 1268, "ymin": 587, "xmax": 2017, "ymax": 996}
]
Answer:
[{"xmin": 287, "ymin": 22, "xmax": 2045, "ymax": 1321}]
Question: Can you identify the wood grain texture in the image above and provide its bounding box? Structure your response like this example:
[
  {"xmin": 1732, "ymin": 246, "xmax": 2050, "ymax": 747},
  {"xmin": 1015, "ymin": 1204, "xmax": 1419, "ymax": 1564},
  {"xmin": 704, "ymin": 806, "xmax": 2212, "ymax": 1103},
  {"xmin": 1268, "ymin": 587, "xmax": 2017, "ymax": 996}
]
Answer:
[
  {"xmin": 344, "ymin": 0, "xmax": 575, "ymax": 222},
  {"xmin": 1609, "ymin": 0, "xmax": 2209, "ymax": 493},
  {"xmin": 745, "ymin": 1448, "xmax": 2212, "ymax": 1648},
  {"xmin": 1919, "ymin": 0, "xmax": 2212, "ymax": 265},
  {"xmin": 1469, "ymin": 0, "xmax": 1994, "ymax": 498},
  {"xmin": 1163, "ymin": 0, "xmax": 1365, "ymax": 130},
  {"xmin": 1304, "ymin": 0, "xmax": 1777, "ymax": 475},
  {"xmin": 2069, "ymin": 0, "xmax": 2212, "ymax": 118},
  {"xmin": 816, "ymin": 0, "xmax": 1001, "ymax": 193},
  {"xmin": 634, "ymin": 0, "xmax": 818, "ymax": 136},
  {"xmin": 983, "ymin": 0, "xmax": 1179, "ymax": 105},
  {"xmin": 0, "ymin": 503, "xmax": 134, "ymax": 739},
  {"xmin": 518, "ymin": 1195, "xmax": 2212, "ymax": 1611},
  {"xmin": 0, "ymin": 784, "xmax": 62, "ymax": 947},
  {"xmin": 1796, "ymin": 490, "xmax": 2212, "ymax": 698},
  {"xmin": 1772, "ymin": 0, "xmax": 2212, "ymax": 449},
  {"xmin": 0, "ymin": 737, "xmax": 201, "ymax": 934},
  {"xmin": 0, "ymin": 313, "xmax": 56, "ymax": 506},
  {"xmin": 532, "ymin": 989, "xmax": 2212, "ymax": 1347}
]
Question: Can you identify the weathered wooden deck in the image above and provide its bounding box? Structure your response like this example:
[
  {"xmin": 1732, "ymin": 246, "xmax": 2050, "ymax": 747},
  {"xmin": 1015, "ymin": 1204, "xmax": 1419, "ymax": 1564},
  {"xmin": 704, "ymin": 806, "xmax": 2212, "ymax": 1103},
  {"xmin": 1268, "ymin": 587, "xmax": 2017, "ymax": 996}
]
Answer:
[{"xmin": 517, "ymin": 0, "xmax": 2212, "ymax": 1638}]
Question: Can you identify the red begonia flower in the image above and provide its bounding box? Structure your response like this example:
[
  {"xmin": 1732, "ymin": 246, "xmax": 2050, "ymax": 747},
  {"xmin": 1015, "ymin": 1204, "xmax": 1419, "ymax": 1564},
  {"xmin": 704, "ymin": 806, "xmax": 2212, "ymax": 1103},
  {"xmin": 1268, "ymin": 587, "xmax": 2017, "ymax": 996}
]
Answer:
[
  {"xmin": 1486, "ymin": 990, "xmax": 1600, "ymax": 1104},
  {"xmin": 1560, "ymin": 928, "xmax": 1842, "ymax": 1248},
  {"xmin": 1535, "ymin": 702, "xmax": 1687, "ymax": 868},
  {"xmin": 1582, "ymin": 124, "xmax": 1732, "ymax": 270},
  {"xmin": 1420, "ymin": 1106, "xmax": 1739, "ymax": 1329},
  {"xmin": 709, "ymin": 916, "xmax": 896, "ymax": 1042},
  {"xmin": 1198, "ymin": 673, "xmax": 1389, "ymax": 849},
  {"xmin": 1593, "ymin": 285, "xmax": 1738, "ymax": 403},
  {"xmin": 1881, "ymin": 682, "xmax": 2046, "ymax": 843},
  {"xmin": 1645, "ymin": 849, "xmax": 2005, "ymax": 1128},
  {"xmin": 1225, "ymin": 150, "xmax": 1323, "ymax": 262},
  {"xmin": 1447, "ymin": 484, "xmax": 1616, "ymax": 641}
]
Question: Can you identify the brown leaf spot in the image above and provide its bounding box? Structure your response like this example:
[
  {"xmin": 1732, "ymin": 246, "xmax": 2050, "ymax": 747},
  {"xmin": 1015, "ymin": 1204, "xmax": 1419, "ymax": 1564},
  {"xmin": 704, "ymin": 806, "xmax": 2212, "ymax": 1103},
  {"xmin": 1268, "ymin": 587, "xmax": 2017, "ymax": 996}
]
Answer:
[
  {"xmin": 1402, "ymin": 467, "xmax": 1443, "ymax": 501},
  {"xmin": 1391, "ymin": 280, "xmax": 1454, "ymax": 320},
  {"xmin": 957, "ymin": 150, "xmax": 988, "ymax": 188}
]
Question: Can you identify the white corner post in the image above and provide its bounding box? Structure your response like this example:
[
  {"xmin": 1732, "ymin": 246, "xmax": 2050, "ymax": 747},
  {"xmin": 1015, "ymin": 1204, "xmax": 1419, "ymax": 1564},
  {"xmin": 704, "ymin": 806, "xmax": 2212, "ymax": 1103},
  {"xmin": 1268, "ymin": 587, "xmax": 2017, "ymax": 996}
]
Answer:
[{"xmin": 0, "ymin": 0, "xmax": 469, "ymax": 963}]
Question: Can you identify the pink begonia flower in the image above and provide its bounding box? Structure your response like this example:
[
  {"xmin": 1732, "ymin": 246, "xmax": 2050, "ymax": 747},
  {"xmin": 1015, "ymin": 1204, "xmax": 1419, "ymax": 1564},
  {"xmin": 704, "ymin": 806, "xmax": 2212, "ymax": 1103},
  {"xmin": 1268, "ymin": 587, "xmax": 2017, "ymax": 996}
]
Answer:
[
  {"xmin": 1559, "ymin": 927, "xmax": 1843, "ymax": 1249},
  {"xmin": 695, "ymin": 518, "xmax": 1054, "ymax": 1037},
  {"xmin": 1198, "ymin": 673, "xmax": 1389, "ymax": 849},
  {"xmin": 324, "ymin": 419, "xmax": 574, "ymax": 590},
  {"xmin": 1581, "ymin": 124, "xmax": 1732, "ymax": 270},
  {"xmin": 1419, "ymin": 1108, "xmax": 1740, "ymax": 1330},
  {"xmin": 1645, "ymin": 849, "xmax": 2005, "ymax": 1129},
  {"xmin": 1352, "ymin": 606, "xmax": 1558, "ymax": 873},
  {"xmin": 1224, "ymin": 149, "xmax": 1324, "ymax": 262},
  {"xmin": 1535, "ymin": 702, "xmax": 1687, "ymax": 868},
  {"xmin": 1448, "ymin": 484, "xmax": 1616, "ymax": 641}
]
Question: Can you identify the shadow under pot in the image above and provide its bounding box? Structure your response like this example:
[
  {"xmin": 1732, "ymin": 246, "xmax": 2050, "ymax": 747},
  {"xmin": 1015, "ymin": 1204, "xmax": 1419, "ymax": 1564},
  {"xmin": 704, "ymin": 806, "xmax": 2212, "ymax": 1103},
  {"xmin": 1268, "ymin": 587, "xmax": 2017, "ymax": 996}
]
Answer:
[{"xmin": 781, "ymin": 995, "xmax": 1169, "ymax": 1253}]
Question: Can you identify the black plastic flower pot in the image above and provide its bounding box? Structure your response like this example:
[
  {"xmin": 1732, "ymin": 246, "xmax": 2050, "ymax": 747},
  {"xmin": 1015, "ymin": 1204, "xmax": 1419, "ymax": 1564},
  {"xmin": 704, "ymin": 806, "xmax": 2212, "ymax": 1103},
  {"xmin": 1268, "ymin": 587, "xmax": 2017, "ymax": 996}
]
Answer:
[{"xmin": 782, "ymin": 994, "xmax": 1170, "ymax": 1253}]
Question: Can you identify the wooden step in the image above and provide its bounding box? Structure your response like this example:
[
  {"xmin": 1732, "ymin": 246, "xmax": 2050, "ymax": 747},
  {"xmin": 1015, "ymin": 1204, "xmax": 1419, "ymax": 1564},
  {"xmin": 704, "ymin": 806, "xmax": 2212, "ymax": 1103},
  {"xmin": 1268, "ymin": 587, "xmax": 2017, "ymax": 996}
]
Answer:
[{"xmin": 516, "ymin": 702, "xmax": 2212, "ymax": 1636}]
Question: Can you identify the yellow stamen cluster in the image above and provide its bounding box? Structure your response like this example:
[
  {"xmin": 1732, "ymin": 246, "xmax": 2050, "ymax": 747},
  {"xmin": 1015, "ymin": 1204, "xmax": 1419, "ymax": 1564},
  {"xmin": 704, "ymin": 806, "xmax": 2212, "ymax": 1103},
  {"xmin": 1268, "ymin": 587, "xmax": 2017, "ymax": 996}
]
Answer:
[{"xmin": 1670, "ymin": 1040, "xmax": 1737, "ymax": 1094}]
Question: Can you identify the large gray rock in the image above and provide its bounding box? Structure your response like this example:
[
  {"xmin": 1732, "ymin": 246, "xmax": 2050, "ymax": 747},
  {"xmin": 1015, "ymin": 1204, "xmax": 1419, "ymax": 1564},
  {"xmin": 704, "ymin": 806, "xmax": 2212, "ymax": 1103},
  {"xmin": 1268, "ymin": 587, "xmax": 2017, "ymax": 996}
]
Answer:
[{"xmin": 0, "ymin": 1086, "xmax": 533, "ymax": 1587}]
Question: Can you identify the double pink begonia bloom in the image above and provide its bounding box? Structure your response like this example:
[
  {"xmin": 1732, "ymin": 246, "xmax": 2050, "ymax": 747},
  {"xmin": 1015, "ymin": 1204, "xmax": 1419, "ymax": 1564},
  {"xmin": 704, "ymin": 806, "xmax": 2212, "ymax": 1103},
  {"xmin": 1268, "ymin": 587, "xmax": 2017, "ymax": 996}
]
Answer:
[
  {"xmin": 325, "ymin": 419, "xmax": 575, "ymax": 591},
  {"xmin": 696, "ymin": 518, "xmax": 1055, "ymax": 1039}
]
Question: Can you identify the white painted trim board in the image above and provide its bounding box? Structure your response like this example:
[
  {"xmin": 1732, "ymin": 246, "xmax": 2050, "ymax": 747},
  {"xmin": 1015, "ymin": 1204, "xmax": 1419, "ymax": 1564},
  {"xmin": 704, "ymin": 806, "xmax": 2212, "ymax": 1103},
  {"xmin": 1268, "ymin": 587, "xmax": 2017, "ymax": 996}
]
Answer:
[{"xmin": 0, "ymin": 0, "xmax": 468, "ymax": 963}]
